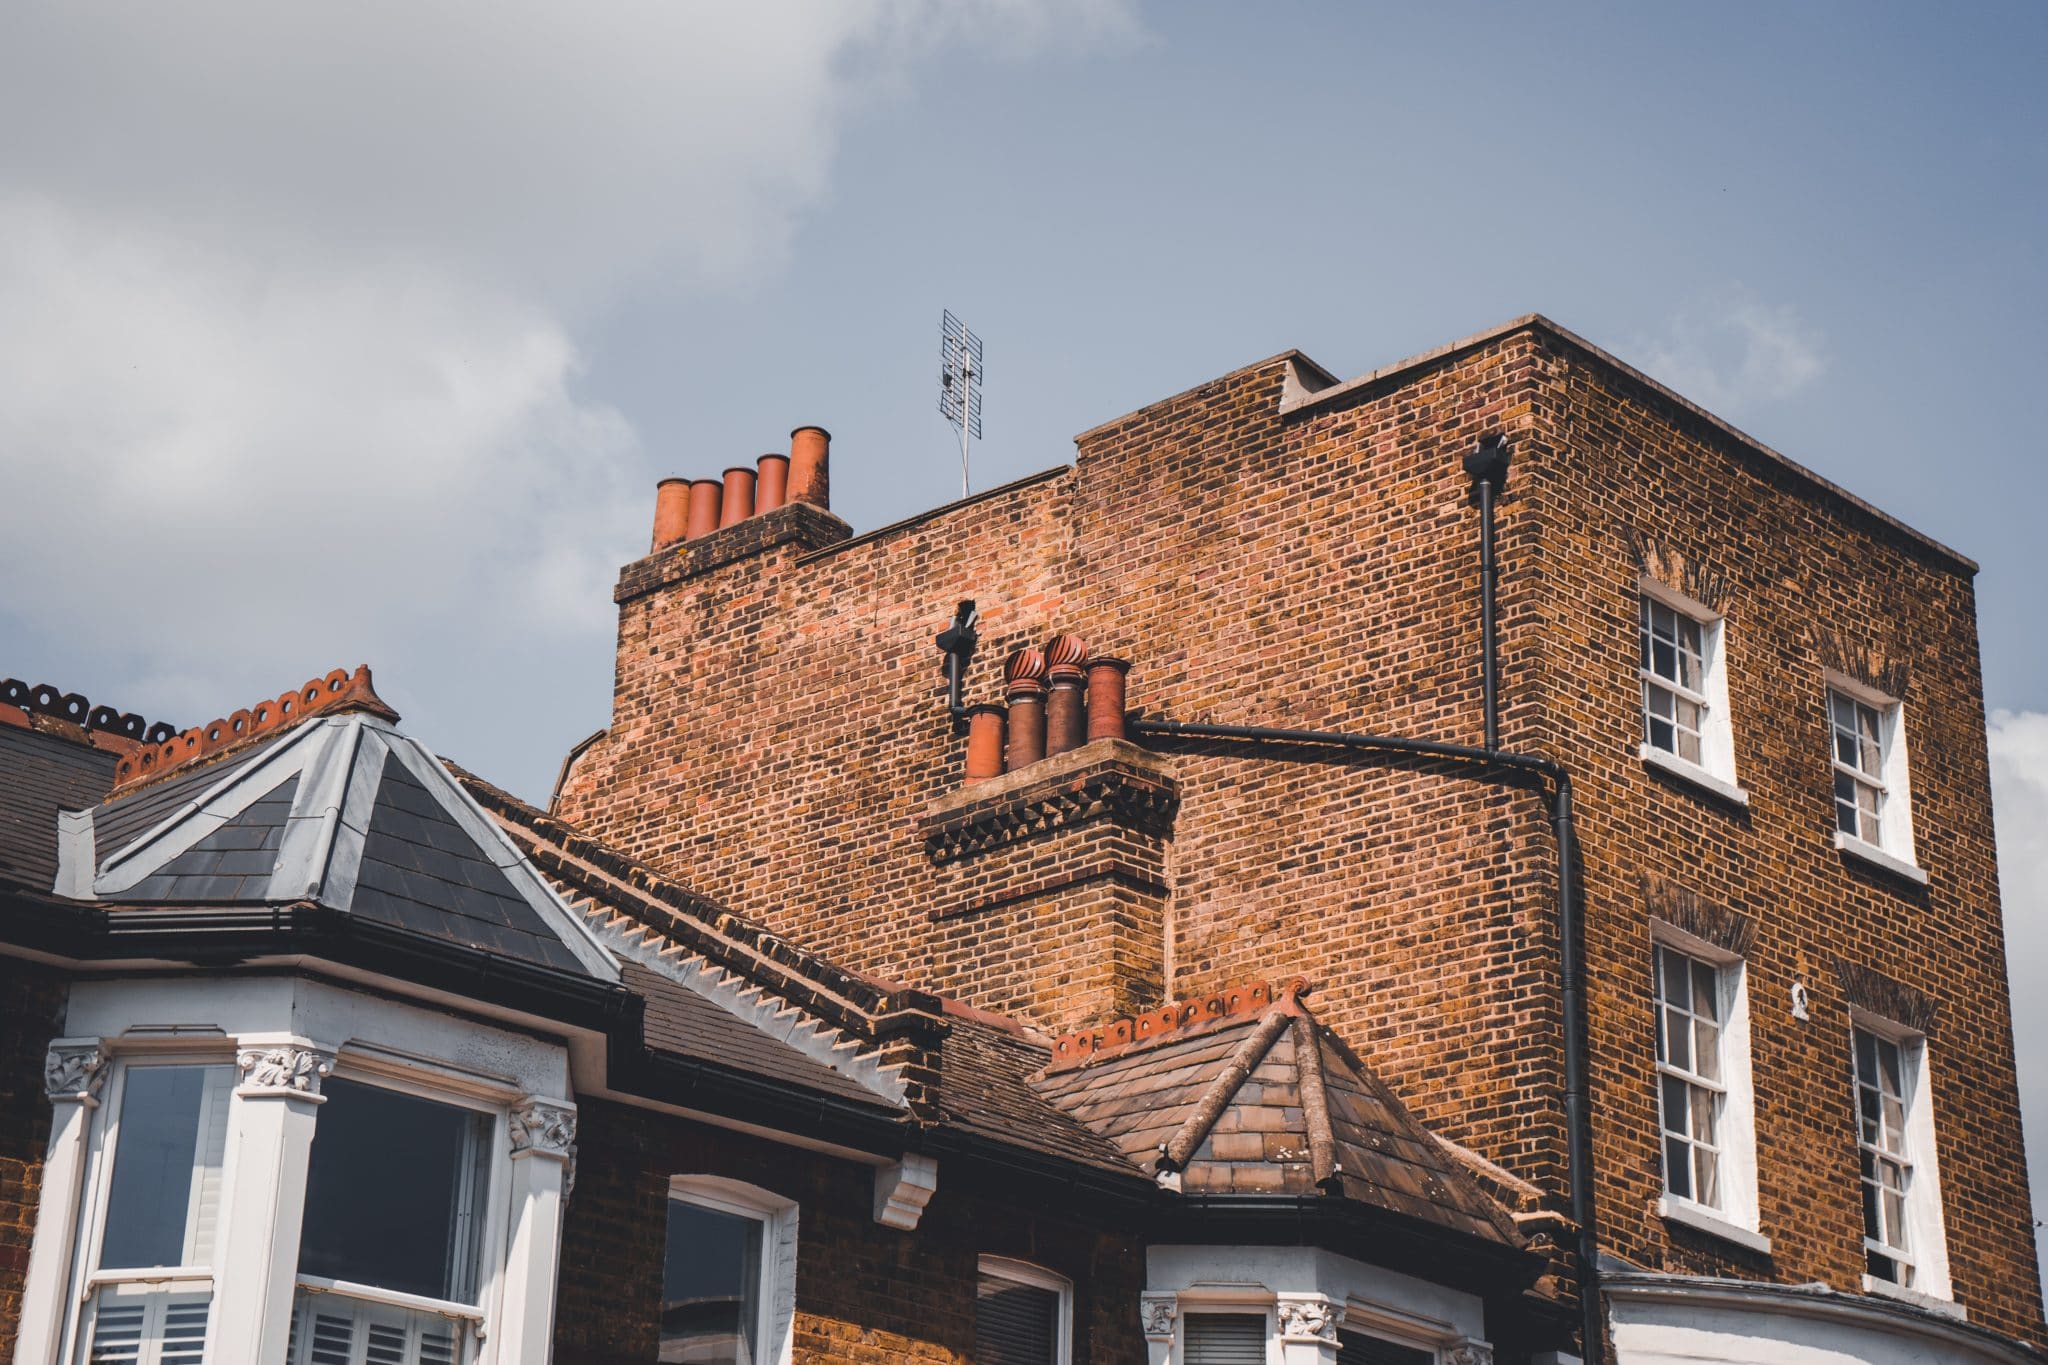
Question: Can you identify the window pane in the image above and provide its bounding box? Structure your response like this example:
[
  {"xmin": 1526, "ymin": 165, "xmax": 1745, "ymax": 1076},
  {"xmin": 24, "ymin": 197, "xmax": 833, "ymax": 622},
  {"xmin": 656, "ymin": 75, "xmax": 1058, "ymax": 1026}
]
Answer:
[
  {"xmin": 1665, "ymin": 1136, "xmax": 1692, "ymax": 1199},
  {"xmin": 1689, "ymin": 1084, "xmax": 1718, "ymax": 1146},
  {"xmin": 99, "ymin": 1065, "xmax": 233, "ymax": 1270},
  {"xmin": 662, "ymin": 1199, "xmax": 763, "ymax": 1365},
  {"xmin": 1693, "ymin": 1020, "xmax": 1721, "ymax": 1081},
  {"xmin": 975, "ymin": 1272, "xmax": 1059, "ymax": 1365},
  {"xmin": 1694, "ymin": 1144, "xmax": 1720, "ymax": 1209},
  {"xmin": 297, "ymin": 1077, "xmax": 492, "ymax": 1304},
  {"xmin": 1691, "ymin": 961, "xmax": 1720, "ymax": 1022}
]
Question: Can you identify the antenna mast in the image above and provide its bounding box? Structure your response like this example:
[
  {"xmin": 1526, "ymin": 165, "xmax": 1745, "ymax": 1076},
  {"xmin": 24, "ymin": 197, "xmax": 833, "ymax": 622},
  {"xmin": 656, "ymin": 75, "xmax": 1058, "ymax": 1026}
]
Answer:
[{"xmin": 939, "ymin": 310, "xmax": 983, "ymax": 498}]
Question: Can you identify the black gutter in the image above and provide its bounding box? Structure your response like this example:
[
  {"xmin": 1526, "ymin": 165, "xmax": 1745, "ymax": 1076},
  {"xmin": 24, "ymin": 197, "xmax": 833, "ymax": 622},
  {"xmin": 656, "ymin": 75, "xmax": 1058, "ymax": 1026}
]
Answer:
[{"xmin": 1118, "ymin": 437, "xmax": 1604, "ymax": 1365}]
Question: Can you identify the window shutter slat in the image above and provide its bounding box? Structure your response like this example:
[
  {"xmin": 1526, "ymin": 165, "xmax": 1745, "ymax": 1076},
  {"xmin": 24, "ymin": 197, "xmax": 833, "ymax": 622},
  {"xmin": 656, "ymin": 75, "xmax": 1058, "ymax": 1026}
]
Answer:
[
  {"xmin": 1336, "ymin": 1329, "xmax": 1435, "ymax": 1365},
  {"xmin": 974, "ymin": 1275, "xmax": 1058, "ymax": 1364},
  {"xmin": 86, "ymin": 1304, "xmax": 147, "ymax": 1365},
  {"xmin": 1183, "ymin": 1313, "xmax": 1267, "ymax": 1365}
]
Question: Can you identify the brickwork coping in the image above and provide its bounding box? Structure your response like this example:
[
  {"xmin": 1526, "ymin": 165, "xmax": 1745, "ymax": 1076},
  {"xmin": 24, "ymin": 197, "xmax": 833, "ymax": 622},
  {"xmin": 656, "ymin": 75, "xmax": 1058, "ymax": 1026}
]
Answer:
[
  {"xmin": 109, "ymin": 665, "xmax": 398, "ymax": 795},
  {"xmin": 1044, "ymin": 975, "xmax": 1307, "ymax": 1073},
  {"xmin": 919, "ymin": 736, "xmax": 1180, "ymax": 866}
]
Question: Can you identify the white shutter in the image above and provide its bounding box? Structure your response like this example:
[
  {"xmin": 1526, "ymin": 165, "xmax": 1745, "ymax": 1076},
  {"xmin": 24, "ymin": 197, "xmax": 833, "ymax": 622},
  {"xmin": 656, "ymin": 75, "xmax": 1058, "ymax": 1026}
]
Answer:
[
  {"xmin": 81, "ymin": 1290, "xmax": 210, "ymax": 1365},
  {"xmin": 1183, "ymin": 1313, "xmax": 1268, "ymax": 1365},
  {"xmin": 182, "ymin": 1068, "xmax": 234, "ymax": 1266},
  {"xmin": 289, "ymin": 1292, "xmax": 465, "ymax": 1365}
]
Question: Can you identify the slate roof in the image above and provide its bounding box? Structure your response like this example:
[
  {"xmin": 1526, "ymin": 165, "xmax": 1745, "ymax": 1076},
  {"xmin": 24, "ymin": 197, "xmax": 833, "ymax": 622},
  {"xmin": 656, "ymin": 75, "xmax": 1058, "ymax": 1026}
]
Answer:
[
  {"xmin": 0, "ymin": 727, "xmax": 116, "ymax": 890},
  {"xmin": 1033, "ymin": 987, "xmax": 1522, "ymax": 1246},
  {"xmin": 126, "ymin": 774, "xmax": 298, "ymax": 901},
  {"xmin": 93, "ymin": 739, "xmax": 277, "ymax": 862},
  {"xmin": 933, "ymin": 1016, "xmax": 1146, "ymax": 1179},
  {"xmin": 351, "ymin": 753, "xmax": 588, "ymax": 972},
  {"xmin": 625, "ymin": 962, "xmax": 893, "ymax": 1110}
]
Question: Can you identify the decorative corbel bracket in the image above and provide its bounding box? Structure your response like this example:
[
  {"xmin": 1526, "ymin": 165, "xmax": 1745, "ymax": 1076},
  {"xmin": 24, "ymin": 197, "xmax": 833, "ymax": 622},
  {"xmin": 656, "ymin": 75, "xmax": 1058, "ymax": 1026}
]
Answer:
[{"xmin": 873, "ymin": 1152, "xmax": 939, "ymax": 1230}]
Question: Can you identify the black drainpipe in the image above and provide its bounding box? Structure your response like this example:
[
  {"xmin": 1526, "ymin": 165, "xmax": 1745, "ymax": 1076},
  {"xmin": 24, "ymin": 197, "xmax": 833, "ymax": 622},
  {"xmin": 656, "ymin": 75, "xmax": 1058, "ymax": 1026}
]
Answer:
[
  {"xmin": 931, "ymin": 440, "xmax": 1602, "ymax": 1361},
  {"xmin": 935, "ymin": 600, "xmax": 979, "ymax": 726}
]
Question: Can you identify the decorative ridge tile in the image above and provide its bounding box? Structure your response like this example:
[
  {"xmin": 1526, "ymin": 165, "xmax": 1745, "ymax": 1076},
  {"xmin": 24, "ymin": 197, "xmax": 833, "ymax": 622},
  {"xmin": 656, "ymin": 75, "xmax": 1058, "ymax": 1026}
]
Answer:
[{"xmin": 1044, "ymin": 976, "xmax": 1308, "ymax": 1073}]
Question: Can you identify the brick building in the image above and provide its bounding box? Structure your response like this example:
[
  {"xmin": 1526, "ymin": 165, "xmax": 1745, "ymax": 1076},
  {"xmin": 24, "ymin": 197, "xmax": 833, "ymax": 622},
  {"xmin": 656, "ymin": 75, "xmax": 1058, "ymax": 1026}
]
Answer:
[{"xmin": 2, "ymin": 314, "xmax": 2041, "ymax": 1365}]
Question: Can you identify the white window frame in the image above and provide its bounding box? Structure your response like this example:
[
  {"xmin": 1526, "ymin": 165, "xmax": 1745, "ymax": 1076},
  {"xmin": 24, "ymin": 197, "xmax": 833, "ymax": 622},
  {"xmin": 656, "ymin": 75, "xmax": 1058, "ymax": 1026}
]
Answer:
[
  {"xmin": 1170, "ymin": 1292, "xmax": 1278, "ymax": 1365},
  {"xmin": 289, "ymin": 1060, "xmax": 513, "ymax": 1351},
  {"xmin": 1825, "ymin": 673, "xmax": 1924, "ymax": 884},
  {"xmin": 665, "ymin": 1175, "xmax": 799, "ymax": 1365},
  {"xmin": 1849, "ymin": 1011, "xmax": 1954, "ymax": 1310},
  {"xmin": 1637, "ymin": 581, "xmax": 1747, "ymax": 806},
  {"xmin": 66, "ymin": 1050, "xmax": 238, "ymax": 1365},
  {"xmin": 1649, "ymin": 923, "xmax": 1768, "ymax": 1254},
  {"xmin": 975, "ymin": 1255, "xmax": 1073, "ymax": 1365}
]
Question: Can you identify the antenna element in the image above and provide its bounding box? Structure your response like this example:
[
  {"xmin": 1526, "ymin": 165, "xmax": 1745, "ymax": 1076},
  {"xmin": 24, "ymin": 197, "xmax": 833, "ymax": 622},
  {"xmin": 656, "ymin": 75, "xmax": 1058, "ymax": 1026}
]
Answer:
[{"xmin": 939, "ymin": 310, "xmax": 983, "ymax": 497}]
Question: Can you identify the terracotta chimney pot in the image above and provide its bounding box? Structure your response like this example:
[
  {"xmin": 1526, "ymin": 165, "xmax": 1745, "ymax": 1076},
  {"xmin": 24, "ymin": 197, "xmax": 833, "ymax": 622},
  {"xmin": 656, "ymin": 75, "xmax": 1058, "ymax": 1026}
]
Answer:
[
  {"xmin": 1043, "ymin": 634, "xmax": 1089, "ymax": 756},
  {"xmin": 686, "ymin": 479, "xmax": 723, "ymax": 540},
  {"xmin": 756, "ymin": 453, "xmax": 790, "ymax": 513},
  {"xmin": 965, "ymin": 703, "xmax": 1007, "ymax": 785},
  {"xmin": 1003, "ymin": 647, "xmax": 1048, "ymax": 771},
  {"xmin": 789, "ymin": 426, "xmax": 831, "ymax": 508},
  {"xmin": 651, "ymin": 478, "xmax": 690, "ymax": 551},
  {"xmin": 1085, "ymin": 657, "xmax": 1131, "ymax": 742},
  {"xmin": 719, "ymin": 467, "xmax": 757, "ymax": 528}
]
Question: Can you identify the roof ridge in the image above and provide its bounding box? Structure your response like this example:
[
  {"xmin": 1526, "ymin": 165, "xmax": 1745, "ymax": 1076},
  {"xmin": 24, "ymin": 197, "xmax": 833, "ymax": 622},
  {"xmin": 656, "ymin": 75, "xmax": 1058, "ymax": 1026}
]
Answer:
[
  {"xmin": 1045, "ymin": 975, "xmax": 1307, "ymax": 1072},
  {"xmin": 110, "ymin": 666, "xmax": 398, "ymax": 795},
  {"xmin": 1, "ymin": 678, "xmax": 179, "ymax": 753}
]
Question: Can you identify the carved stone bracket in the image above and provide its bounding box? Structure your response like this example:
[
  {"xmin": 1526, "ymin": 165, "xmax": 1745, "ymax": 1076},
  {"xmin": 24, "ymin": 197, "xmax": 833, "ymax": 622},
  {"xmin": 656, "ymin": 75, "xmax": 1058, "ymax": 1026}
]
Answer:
[
  {"xmin": 1138, "ymin": 1293, "xmax": 1177, "ymax": 1341},
  {"xmin": 872, "ymin": 1153, "xmax": 939, "ymax": 1230},
  {"xmin": 1447, "ymin": 1342, "xmax": 1494, "ymax": 1365},
  {"xmin": 235, "ymin": 1045, "xmax": 334, "ymax": 1098},
  {"xmin": 509, "ymin": 1099, "xmax": 578, "ymax": 1159},
  {"xmin": 1276, "ymin": 1293, "xmax": 1341, "ymax": 1344},
  {"xmin": 44, "ymin": 1042, "xmax": 108, "ymax": 1105}
]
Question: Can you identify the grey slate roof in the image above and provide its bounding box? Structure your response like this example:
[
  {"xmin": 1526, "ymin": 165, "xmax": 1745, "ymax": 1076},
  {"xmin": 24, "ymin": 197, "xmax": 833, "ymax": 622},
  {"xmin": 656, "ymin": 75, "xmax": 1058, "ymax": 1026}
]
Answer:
[
  {"xmin": 126, "ymin": 774, "xmax": 298, "ymax": 901},
  {"xmin": 625, "ymin": 962, "xmax": 892, "ymax": 1109},
  {"xmin": 93, "ymin": 739, "xmax": 276, "ymax": 861},
  {"xmin": 0, "ymin": 727, "xmax": 116, "ymax": 890},
  {"xmin": 351, "ymin": 753, "xmax": 588, "ymax": 972}
]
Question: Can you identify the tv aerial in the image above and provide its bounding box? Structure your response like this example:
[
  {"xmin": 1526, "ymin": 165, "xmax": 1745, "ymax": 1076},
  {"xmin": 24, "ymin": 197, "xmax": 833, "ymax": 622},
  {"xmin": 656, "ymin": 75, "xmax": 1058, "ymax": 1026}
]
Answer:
[{"xmin": 939, "ymin": 310, "xmax": 983, "ymax": 498}]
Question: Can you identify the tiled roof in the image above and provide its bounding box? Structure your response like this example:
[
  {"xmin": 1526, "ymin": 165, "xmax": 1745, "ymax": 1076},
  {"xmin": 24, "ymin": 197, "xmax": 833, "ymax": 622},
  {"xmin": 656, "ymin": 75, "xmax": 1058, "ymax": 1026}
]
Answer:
[
  {"xmin": 933, "ymin": 1016, "xmax": 1146, "ymax": 1179},
  {"xmin": 0, "ymin": 727, "xmax": 117, "ymax": 890},
  {"xmin": 1034, "ymin": 983, "xmax": 1522, "ymax": 1246},
  {"xmin": 626, "ymin": 962, "xmax": 894, "ymax": 1110}
]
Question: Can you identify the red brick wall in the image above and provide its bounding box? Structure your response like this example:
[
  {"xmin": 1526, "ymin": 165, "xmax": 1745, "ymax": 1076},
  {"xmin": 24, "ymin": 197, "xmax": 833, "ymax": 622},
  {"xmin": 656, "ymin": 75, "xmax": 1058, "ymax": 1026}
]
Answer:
[
  {"xmin": 560, "ymin": 324, "xmax": 2044, "ymax": 1339},
  {"xmin": 555, "ymin": 1099, "xmax": 1146, "ymax": 1365},
  {"xmin": 0, "ymin": 958, "xmax": 67, "ymax": 1357}
]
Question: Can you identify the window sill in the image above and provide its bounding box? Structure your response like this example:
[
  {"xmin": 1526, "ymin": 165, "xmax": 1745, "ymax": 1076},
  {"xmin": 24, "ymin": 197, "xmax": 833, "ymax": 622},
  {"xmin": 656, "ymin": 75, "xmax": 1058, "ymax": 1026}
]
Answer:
[
  {"xmin": 1656, "ymin": 1196, "xmax": 1772, "ymax": 1255},
  {"xmin": 1638, "ymin": 746, "xmax": 1750, "ymax": 808},
  {"xmin": 1834, "ymin": 832, "xmax": 1929, "ymax": 887},
  {"xmin": 1861, "ymin": 1274, "xmax": 1965, "ymax": 1321}
]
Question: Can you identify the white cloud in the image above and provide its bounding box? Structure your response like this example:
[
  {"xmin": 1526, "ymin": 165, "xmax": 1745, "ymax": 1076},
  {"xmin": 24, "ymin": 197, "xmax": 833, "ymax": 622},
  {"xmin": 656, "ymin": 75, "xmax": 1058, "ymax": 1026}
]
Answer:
[
  {"xmin": 0, "ymin": 1, "xmax": 1137, "ymax": 794},
  {"xmin": 1639, "ymin": 291, "xmax": 1827, "ymax": 417},
  {"xmin": 1987, "ymin": 710, "xmax": 2048, "ymax": 1288}
]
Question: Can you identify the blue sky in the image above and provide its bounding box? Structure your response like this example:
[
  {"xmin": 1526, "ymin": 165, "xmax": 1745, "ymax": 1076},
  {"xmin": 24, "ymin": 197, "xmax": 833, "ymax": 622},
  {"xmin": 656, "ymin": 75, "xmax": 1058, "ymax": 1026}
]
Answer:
[{"xmin": 3, "ymin": 0, "xmax": 2046, "ymax": 1279}]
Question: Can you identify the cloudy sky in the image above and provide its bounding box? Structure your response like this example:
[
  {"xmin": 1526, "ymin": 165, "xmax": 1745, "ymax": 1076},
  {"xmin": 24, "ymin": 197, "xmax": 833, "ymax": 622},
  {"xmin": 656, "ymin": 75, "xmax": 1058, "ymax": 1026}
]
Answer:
[{"xmin": 3, "ymin": 1, "xmax": 2046, "ymax": 1275}]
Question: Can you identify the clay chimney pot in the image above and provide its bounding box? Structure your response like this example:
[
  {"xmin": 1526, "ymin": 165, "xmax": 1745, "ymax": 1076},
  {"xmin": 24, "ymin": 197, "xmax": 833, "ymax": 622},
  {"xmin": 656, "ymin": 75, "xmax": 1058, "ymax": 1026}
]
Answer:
[
  {"xmin": 686, "ymin": 479, "xmax": 723, "ymax": 540},
  {"xmin": 788, "ymin": 426, "xmax": 831, "ymax": 508},
  {"xmin": 1085, "ymin": 657, "xmax": 1131, "ymax": 742},
  {"xmin": 651, "ymin": 478, "xmax": 690, "ymax": 551},
  {"xmin": 719, "ymin": 467, "xmax": 757, "ymax": 528},
  {"xmin": 756, "ymin": 453, "xmax": 790, "ymax": 513},
  {"xmin": 964, "ymin": 703, "xmax": 1007, "ymax": 785}
]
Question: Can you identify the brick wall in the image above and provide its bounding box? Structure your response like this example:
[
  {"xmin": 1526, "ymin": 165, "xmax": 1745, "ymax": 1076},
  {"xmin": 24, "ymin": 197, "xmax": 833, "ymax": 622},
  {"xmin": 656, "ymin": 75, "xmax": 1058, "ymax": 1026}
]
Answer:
[
  {"xmin": 555, "ymin": 1098, "xmax": 1147, "ymax": 1365},
  {"xmin": 559, "ymin": 322, "xmax": 2044, "ymax": 1340},
  {"xmin": 0, "ymin": 957, "xmax": 66, "ymax": 1356}
]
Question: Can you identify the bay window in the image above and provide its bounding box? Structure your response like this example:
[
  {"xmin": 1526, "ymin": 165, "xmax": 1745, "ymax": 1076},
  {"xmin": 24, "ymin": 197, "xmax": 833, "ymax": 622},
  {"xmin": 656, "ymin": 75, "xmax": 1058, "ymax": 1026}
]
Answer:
[{"xmin": 21, "ymin": 977, "xmax": 575, "ymax": 1365}]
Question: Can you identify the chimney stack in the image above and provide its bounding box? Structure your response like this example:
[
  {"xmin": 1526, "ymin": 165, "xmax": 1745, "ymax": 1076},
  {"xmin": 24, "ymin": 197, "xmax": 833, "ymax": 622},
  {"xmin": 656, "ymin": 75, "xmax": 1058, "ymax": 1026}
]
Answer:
[{"xmin": 789, "ymin": 426, "xmax": 831, "ymax": 509}]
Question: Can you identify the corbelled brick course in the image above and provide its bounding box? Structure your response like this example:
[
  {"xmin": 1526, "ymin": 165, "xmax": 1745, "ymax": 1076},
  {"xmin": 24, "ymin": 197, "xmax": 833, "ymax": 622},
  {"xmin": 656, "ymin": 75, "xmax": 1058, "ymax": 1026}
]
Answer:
[{"xmin": 561, "ymin": 317, "xmax": 2044, "ymax": 1342}]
